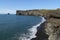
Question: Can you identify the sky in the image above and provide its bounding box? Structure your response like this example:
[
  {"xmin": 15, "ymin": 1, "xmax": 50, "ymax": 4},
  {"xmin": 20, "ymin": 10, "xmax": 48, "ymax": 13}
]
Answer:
[{"xmin": 0, "ymin": 0, "xmax": 60, "ymax": 14}]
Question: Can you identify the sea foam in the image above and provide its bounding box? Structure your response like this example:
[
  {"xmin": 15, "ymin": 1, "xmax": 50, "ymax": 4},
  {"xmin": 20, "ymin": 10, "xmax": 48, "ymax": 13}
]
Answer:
[{"xmin": 18, "ymin": 17, "xmax": 46, "ymax": 40}]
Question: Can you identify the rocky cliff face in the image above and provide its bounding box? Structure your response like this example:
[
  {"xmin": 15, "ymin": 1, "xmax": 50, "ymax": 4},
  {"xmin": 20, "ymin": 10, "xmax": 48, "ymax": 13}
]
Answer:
[
  {"xmin": 16, "ymin": 9, "xmax": 60, "ymax": 40},
  {"xmin": 16, "ymin": 10, "xmax": 47, "ymax": 16},
  {"xmin": 45, "ymin": 16, "xmax": 60, "ymax": 40}
]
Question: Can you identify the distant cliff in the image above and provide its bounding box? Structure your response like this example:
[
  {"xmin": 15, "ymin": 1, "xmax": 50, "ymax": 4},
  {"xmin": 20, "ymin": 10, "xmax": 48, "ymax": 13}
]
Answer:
[
  {"xmin": 16, "ymin": 10, "xmax": 45, "ymax": 16},
  {"xmin": 16, "ymin": 9, "xmax": 60, "ymax": 40},
  {"xmin": 16, "ymin": 9, "xmax": 60, "ymax": 18}
]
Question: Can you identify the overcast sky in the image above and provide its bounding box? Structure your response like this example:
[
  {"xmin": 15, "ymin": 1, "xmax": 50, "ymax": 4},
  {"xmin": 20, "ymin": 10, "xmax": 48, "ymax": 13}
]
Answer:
[{"xmin": 0, "ymin": 0, "xmax": 60, "ymax": 14}]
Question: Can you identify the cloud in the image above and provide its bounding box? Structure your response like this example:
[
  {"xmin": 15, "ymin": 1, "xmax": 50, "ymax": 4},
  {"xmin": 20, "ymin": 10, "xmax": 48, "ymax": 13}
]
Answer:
[{"xmin": 0, "ymin": 9, "xmax": 16, "ymax": 14}]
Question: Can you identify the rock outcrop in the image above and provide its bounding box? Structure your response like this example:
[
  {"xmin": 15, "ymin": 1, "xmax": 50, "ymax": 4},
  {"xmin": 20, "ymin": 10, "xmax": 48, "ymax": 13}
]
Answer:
[
  {"xmin": 16, "ymin": 9, "xmax": 60, "ymax": 40},
  {"xmin": 45, "ymin": 16, "xmax": 60, "ymax": 40}
]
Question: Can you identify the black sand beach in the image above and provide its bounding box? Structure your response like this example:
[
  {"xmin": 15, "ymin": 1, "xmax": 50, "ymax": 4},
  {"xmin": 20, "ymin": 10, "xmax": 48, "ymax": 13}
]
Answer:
[{"xmin": 31, "ymin": 22, "xmax": 48, "ymax": 40}]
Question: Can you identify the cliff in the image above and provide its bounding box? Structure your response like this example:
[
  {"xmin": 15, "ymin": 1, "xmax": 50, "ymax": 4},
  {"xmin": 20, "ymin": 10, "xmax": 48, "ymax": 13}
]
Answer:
[
  {"xmin": 16, "ymin": 9, "xmax": 60, "ymax": 40},
  {"xmin": 45, "ymin": 15, "xmax": 60, "ymax": 40}
]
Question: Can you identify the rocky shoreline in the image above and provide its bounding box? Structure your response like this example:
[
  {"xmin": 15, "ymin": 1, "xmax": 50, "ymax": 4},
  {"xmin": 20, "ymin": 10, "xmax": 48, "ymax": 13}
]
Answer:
[
  {"xmin": 16, "ymin": 9, "xmax": 60, "ymax": 40},
  {"xmin": 31, "ymin": 22, "xmax": 48, "ymax": 40}
]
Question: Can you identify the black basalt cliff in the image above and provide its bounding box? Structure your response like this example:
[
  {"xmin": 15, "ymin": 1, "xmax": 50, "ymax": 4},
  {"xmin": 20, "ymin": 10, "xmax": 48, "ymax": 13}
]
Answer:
[{"xmin": 16, "ymin": 9, "xmax": 60, "ymax": 40}]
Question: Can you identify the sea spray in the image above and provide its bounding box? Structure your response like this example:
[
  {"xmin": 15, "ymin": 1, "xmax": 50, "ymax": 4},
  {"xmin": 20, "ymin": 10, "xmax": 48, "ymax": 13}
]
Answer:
[{"xmin": 19, "ymin": 17, "xmax": 46, "ymax": 40}]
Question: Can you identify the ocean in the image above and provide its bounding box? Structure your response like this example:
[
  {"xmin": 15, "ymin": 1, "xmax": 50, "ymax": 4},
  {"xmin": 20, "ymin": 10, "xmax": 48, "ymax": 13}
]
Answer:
[{"xmin": 0, "ymin": 14, "xmax": 45, "ymax": 40}]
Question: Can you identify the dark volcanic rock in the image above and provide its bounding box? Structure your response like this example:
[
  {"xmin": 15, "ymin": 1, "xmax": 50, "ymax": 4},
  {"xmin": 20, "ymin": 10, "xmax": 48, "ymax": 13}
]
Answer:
[{"xmin": 31, "ymin": 22, "xmax": 48, "ymax": 40}]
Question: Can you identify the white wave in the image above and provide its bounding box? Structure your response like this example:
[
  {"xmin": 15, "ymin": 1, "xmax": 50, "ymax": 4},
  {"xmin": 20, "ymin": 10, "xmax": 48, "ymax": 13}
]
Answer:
[{"xmin": 18, "ymin": 17, "xmax": 46, "ymax": 40}]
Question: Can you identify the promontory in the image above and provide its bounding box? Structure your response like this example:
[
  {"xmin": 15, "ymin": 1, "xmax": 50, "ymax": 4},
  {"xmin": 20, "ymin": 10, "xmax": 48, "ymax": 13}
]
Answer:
[{"xmin": 16, "ymin": 8, "xmax": 60, "ymax": 40}]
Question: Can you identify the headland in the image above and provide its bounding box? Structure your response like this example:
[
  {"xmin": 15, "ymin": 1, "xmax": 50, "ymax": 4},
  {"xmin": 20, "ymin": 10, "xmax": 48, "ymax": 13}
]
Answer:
[{"xmin": 16, "ymin": 8, "xmax": 60, "ymax": 40}]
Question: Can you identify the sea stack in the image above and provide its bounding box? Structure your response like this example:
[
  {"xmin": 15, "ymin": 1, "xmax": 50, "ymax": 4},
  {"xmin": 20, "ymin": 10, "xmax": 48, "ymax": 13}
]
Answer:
[{"xmin": 8, "ymin": 13, "xmax": 10, "ymax": 15}]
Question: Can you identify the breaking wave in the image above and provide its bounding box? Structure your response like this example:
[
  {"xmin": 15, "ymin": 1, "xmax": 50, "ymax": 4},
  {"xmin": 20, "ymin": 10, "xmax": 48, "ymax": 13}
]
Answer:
[{"xmin": 18, "ymin": 17, "xmax": 46, "ymax": 40}]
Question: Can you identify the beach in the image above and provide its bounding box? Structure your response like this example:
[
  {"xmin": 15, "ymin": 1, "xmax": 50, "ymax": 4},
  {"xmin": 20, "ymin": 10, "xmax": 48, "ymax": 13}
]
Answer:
[{"xmin": 31, "ymin": 22, "xmax": 48, "ymax": 40}]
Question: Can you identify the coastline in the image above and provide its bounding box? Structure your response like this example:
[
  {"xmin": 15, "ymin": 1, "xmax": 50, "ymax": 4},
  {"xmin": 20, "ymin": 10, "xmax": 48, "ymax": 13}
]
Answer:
[
  {"xmin": 31, "ymin": 22, "xmax": 48, "ymax": 40},
  {"xmin": 31, "ymin": 17, "xmax": 48, "ymax": 40},
  {"xmin": 16, "ymin": 9, "xmax": 60, "ymax": 40}
]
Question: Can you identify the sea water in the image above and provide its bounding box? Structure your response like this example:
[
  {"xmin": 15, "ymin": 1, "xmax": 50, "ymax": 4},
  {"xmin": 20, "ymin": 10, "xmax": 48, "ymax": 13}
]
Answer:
[{"xmin": 0, "ymin": 14, "xmax": 45, "ymax": 40}]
